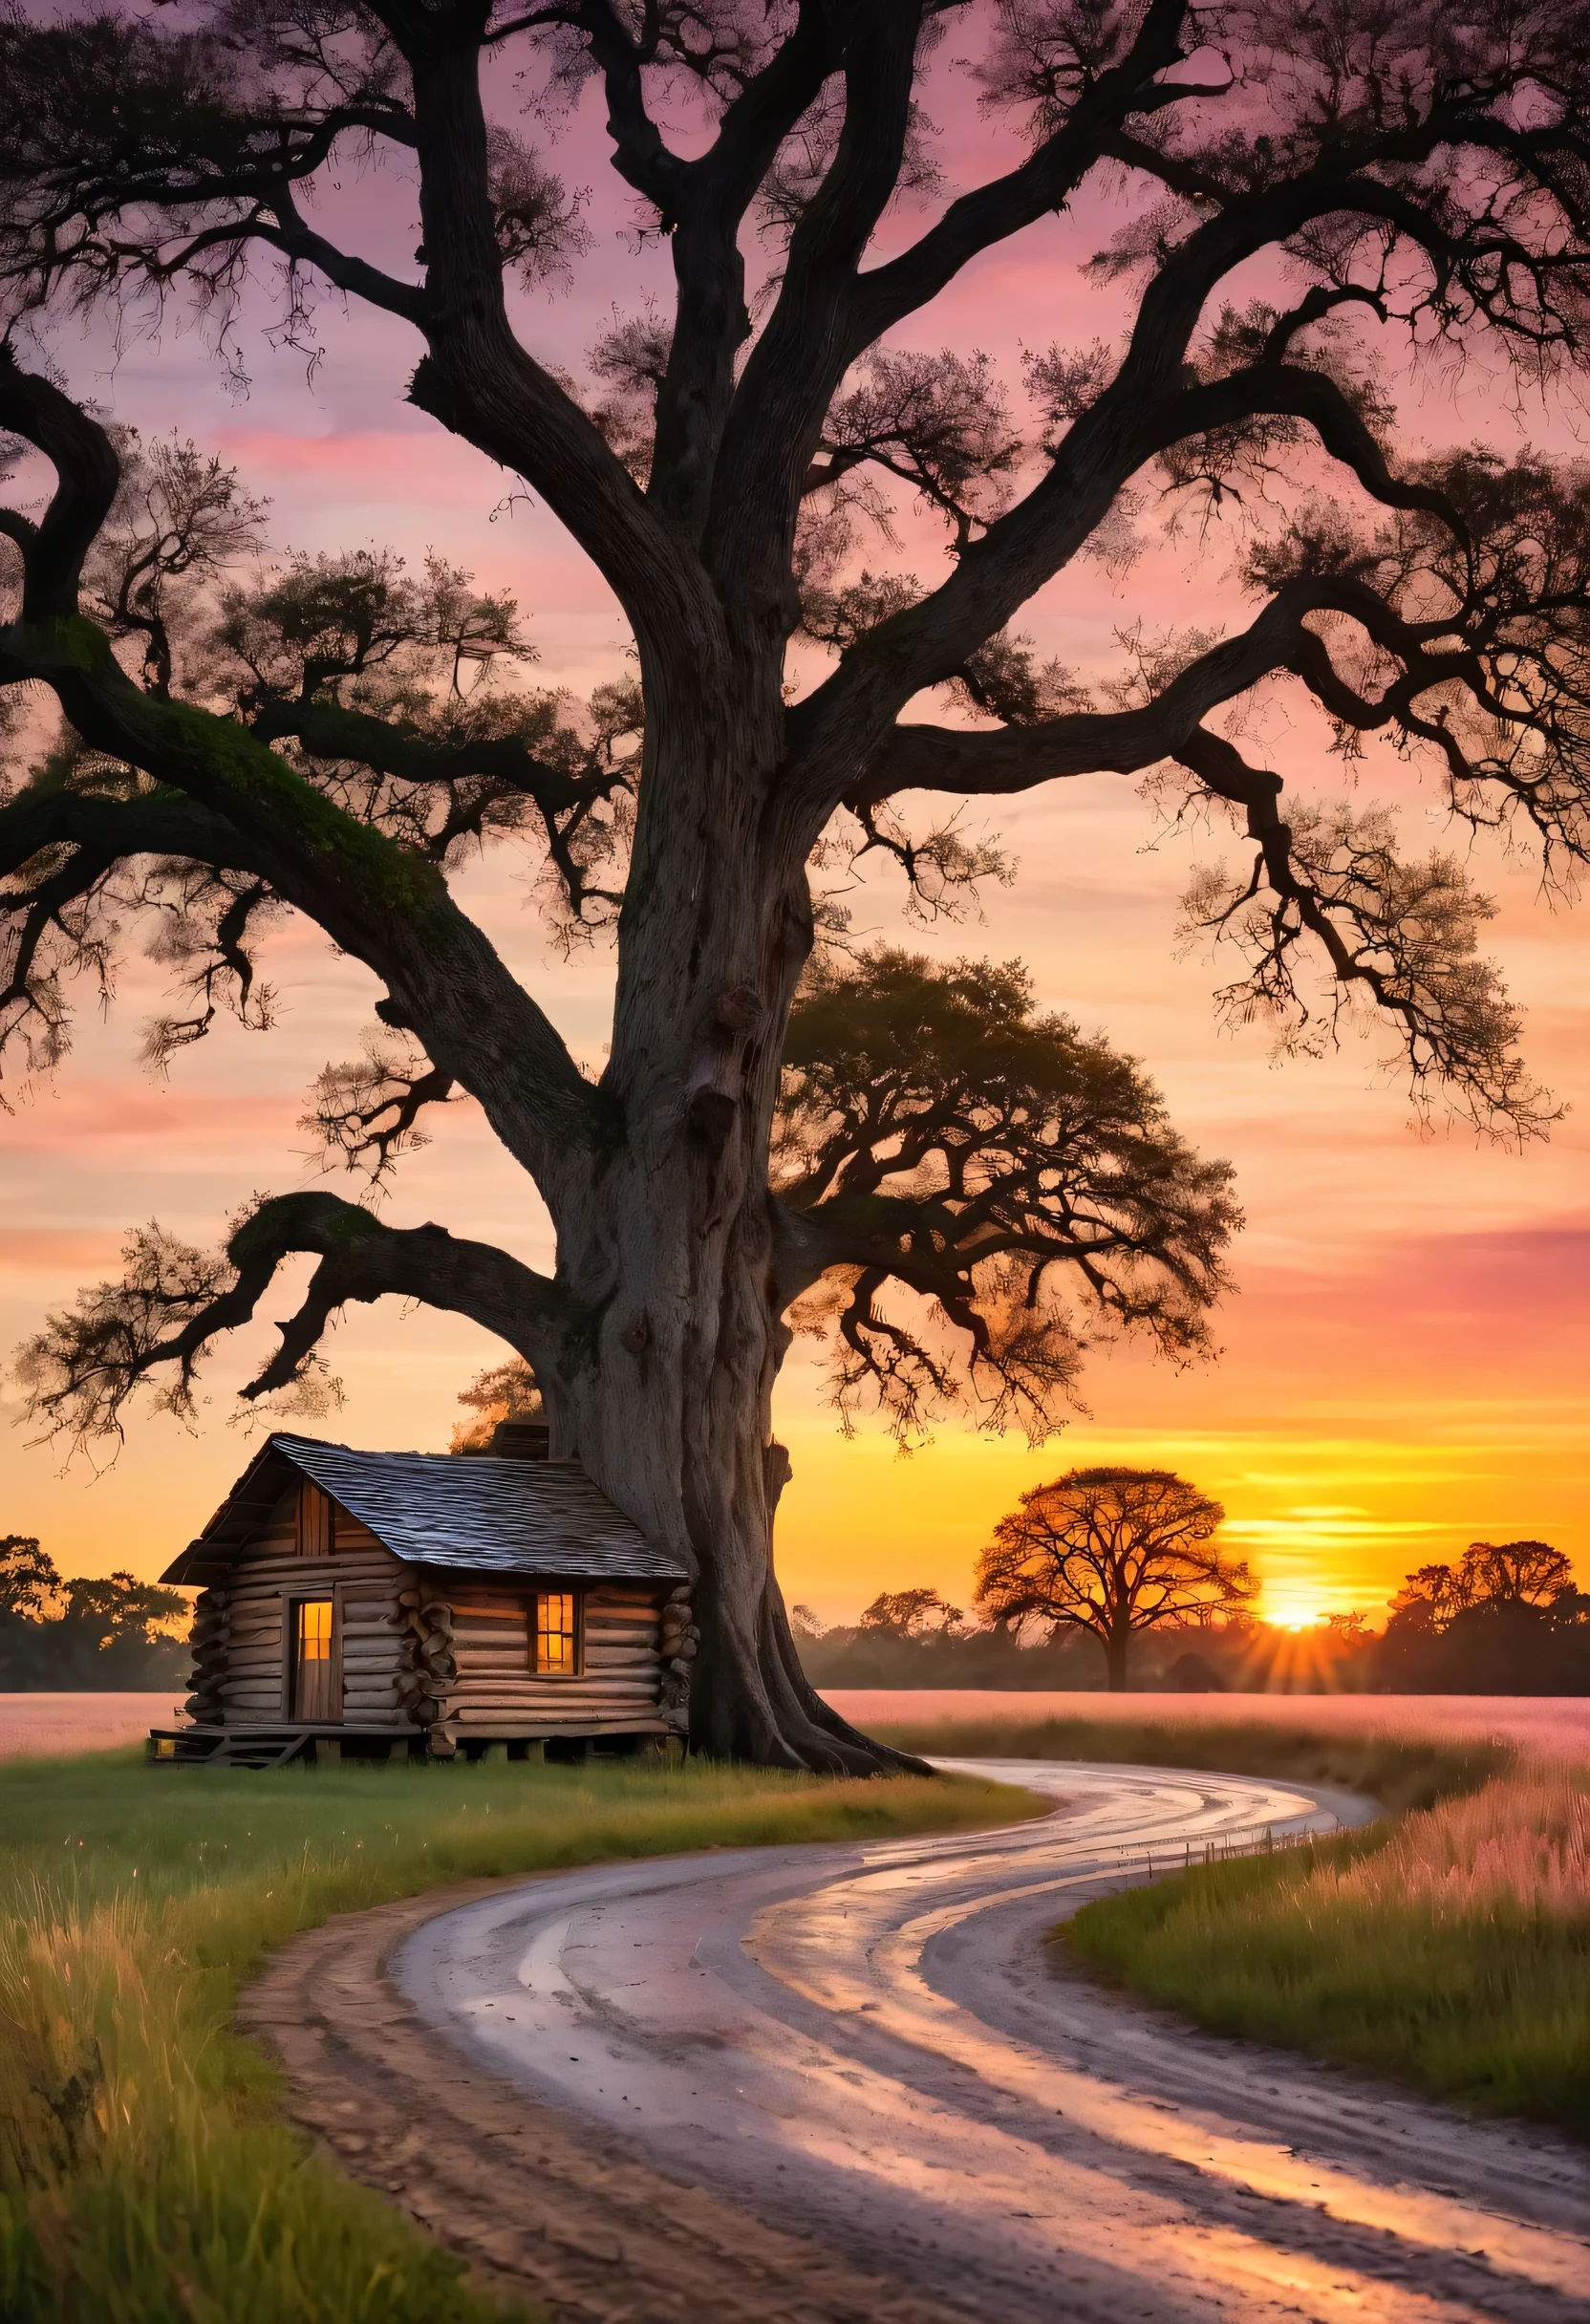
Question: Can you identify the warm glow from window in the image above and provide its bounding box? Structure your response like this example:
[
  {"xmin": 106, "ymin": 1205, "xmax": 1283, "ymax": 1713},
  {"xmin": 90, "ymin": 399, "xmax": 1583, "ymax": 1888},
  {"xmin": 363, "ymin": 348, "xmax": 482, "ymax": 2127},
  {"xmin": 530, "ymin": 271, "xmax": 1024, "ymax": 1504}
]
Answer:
[
  {"xmin": 533, "ymin": 1591, "xmax": 578, "ymax": 1675},
  {"xmin": 292, "ymin": 1597, "xmax": 336, "ymax": 1720},
  {"xmin": 297, "ymin": 1599, "xmax": 333, "ymax": 1660}
]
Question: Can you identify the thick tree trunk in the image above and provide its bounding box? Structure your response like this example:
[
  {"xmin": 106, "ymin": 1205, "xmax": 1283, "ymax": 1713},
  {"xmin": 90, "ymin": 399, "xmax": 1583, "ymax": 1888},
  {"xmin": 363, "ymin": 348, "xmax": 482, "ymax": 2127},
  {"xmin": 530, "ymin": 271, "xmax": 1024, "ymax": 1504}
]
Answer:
[
  {"xmin": 1104, "ymin": 1633, "xmax": 1132, "ymax": 1692},
  {"xmin": 529, "ymin": 672, "xmax": 926, "ymax": 1775},
  {"xmin": 546, "ymin": 1160, "xmax": 921, "ymax": 1773}
]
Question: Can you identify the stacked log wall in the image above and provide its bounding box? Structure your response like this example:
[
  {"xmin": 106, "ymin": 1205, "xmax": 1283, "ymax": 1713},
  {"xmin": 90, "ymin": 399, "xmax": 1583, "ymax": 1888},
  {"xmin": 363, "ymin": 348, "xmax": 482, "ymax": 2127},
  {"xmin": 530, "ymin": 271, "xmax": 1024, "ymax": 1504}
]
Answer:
[
  {"xmin": 190, "ymin": 1486, "xmax": 677, "ymax": 1733},
  {"xmin": 213, "ymin": 1500, "xmax": 408, "ymax": 1727},
  {"xmin": 445, "ymin": 1582, "xmax": 668, "ymax": 1731},
  {"xmin": 335, "ymin": 1512, "xmax": 416, "ymax": 1725}
]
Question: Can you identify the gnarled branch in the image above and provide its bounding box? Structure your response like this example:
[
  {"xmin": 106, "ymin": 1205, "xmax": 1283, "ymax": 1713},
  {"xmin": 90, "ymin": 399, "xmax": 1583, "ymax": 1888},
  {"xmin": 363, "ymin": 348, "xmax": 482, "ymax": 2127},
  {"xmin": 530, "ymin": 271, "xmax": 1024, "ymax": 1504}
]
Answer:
[{"xmin": 17, "ymin": 1190, "xmax": 562, "ymax": 1449}]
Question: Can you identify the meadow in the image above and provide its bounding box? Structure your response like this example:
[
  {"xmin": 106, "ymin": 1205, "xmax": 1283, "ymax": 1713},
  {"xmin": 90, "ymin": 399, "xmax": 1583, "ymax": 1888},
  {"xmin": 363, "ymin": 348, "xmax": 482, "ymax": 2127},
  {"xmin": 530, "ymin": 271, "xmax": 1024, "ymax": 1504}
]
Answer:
[
  {"xmin": 0, "ymin": 1692, "xmax": 178, "ymax": 1760},
  {"xmin": 0, "ymin": 1748, "xmax": 1030, "ymax": 2324},
  {"xmin": 7, "ymin": 1691, "xmax": 1586, "ymax": 2324},
  {"xmin": 870, "ymin": 1709, "xmax": 1514, "ymax": 1813},
  {"xmin": 837, "ymin": 1688, "xmax": 1590, "ymax": 1761},
  {"xmin": 1063, "ymin": 1759, "xmax": 1590, "ymax": 2134}
]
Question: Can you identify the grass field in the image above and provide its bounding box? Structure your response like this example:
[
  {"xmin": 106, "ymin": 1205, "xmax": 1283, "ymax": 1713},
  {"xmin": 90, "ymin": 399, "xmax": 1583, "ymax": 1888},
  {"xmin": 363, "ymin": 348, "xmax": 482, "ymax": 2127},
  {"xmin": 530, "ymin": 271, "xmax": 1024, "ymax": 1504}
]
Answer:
[
  {"xmin": 835, "ymin": 1688, "xmax": 1590, "ymax": 1761},
  {"xmin": 1063, "ymin": 1759, "xmax": 1590, "ymax": 2134},
  {"xmin": 0, "ymin": 1749, "xmax": 1032, "ymax": 2324},
  {"xmin": 871, "ymin": 1711, "xmax": 1512, "ymax": 1812}
]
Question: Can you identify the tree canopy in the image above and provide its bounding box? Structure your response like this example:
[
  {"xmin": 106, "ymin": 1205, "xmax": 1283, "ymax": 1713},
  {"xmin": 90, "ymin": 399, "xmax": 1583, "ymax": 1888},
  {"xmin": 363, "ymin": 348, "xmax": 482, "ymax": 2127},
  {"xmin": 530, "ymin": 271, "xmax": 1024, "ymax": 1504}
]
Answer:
[
  {"xmin": 975, "ymin": 1464, "xmax": 1255, "ymax": 1688},
  {"xmin": 1380, "ymin": 1538, "xmax": 1587, "ymax": 1691},
  {"xmin": 0, "ymin": 1534, "xmax": 54, "ymax": 1622},
  {"xmin": 0, "ymin": 1536, "xmax": 187, "ymax": 1688},
  {"xmin": 5, "ymin": 0, "xmax": 1590, "ymax": 1764},
  {"xmin": 857, "ymin": 1585, "xmax": 964, "ymax": 1637},
  {"xmin": 777, "ymin": 947, "xmax": 1238, "ymax": 1442},
  {"xmin": 1390, "ymin": 1539, "xmax": 1578, "ymax": 1625},
  {"xmin": 450, "ymin": 1355, "xmax": 546, "ymax": 1452}
]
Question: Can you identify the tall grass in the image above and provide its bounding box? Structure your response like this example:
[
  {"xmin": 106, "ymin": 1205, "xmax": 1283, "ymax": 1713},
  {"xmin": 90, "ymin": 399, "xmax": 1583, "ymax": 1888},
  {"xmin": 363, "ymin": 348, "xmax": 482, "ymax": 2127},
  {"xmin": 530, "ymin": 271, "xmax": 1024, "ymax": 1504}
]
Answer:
[
  {"xmin": 1064, "ymin": 1760, "xmax": 1590, "ymax": 2134},
  {"xmin": 872, "ymin": 1713, "xmax": 1511, "ymax": 1813},
  {"xmin": 0, "ymin": 1750, "xmax": 1028, "ymax": 2322},
  {"xmin": 831, "ymin": 1689, "xmax": 1590, "ymax": 1761},
  {"xmin": 1331, "ymin": 1762, "xmax": 1589, "ymax": 1918}
]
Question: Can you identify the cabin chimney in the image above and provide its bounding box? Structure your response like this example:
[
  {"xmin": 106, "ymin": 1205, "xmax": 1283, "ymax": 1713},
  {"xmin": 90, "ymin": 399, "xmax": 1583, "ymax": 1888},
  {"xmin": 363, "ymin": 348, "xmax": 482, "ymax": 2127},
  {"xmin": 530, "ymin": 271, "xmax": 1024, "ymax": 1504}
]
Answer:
[{"xmin": 489, "ymin": 1419, "xmax": 550, "ymax": 1460}]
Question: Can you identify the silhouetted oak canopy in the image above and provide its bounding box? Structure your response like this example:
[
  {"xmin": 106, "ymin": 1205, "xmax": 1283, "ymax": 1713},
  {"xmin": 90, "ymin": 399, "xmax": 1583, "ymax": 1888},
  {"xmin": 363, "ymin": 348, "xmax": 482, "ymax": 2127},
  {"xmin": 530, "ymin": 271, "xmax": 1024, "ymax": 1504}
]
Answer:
[{"xmin": 976, "ymin": 1464, "xmax": 1254, "ymax": 1689}]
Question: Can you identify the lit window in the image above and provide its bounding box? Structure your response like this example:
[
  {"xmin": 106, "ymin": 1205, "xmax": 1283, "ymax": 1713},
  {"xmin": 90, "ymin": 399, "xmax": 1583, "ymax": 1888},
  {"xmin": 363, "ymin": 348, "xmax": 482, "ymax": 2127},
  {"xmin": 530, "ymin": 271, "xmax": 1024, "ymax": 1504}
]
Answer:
[
  {"xmin": 293, "ymin": 1599, "xmax": 335, "ymax": 1720},
  {"xmin": 533, "ymin": 1591, "xmax": 578, "ymax": 1675}
]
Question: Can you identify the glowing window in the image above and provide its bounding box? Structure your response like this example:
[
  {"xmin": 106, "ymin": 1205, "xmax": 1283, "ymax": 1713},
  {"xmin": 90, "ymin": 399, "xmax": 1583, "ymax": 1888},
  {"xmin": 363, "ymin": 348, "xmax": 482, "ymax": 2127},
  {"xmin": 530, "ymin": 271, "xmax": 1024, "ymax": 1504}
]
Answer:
[
  {"xmin": 292, "ymin": 1599, "xmax": 336, "ymax": 1720},
  {"xmin": 533, "ymin": 1592, "xmax": 579, "ymax": 1676}
]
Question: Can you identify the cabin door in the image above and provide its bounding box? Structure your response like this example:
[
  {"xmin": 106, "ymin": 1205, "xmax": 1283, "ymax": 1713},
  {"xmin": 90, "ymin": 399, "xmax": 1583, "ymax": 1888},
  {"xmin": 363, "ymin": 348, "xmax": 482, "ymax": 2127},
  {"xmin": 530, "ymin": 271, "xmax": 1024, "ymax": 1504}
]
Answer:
[{"xmin": 291, "ymin": 1598, "xmax": 338, "ymax": 1722}]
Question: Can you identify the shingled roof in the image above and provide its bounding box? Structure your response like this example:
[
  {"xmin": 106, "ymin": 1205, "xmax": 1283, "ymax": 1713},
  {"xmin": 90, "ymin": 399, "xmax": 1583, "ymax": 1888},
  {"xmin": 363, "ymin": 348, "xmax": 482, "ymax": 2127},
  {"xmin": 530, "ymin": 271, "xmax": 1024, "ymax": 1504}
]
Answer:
[{"xmin": 161, "ymin": 1431, "xmax": 689, "ymax": 1587}]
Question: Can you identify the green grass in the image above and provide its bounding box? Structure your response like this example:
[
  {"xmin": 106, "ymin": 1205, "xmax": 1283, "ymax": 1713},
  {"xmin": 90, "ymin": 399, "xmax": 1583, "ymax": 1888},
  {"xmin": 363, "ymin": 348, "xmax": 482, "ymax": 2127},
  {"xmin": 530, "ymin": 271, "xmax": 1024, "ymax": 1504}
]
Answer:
[
  {"xmin": 871, "ymin": 1713, "xmax": 1512, "ymax": 1812},
  {"xmin": 0, "ymin": 1748, "xmax": 1034, "ymax": 2322},
  {"xmin": 1061, "ymin": 1818, "xmax": 1590, "ymax": 2135}
]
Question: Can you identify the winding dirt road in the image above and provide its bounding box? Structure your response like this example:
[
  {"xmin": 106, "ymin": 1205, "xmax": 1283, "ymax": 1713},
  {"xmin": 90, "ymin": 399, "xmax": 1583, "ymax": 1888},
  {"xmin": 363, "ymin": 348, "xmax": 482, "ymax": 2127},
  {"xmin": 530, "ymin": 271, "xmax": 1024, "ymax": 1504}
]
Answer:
[{"xmin": 376, "ymin": 1760, "xmax": 1588, "ymax": 2322}]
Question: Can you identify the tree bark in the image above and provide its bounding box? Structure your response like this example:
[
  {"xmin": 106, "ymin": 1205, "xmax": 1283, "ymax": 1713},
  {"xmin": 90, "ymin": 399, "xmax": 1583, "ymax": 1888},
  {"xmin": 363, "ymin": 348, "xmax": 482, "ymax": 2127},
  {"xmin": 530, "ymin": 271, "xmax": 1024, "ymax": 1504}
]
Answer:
[
  {"xmin": 548, "ymin": 1151, "xmax": 923, "ymax": 1773},
  {"xmin": 528, "ymin": 681, "xmax": 925, "ymax": 1776},
  {"xmin": 1104, "ymin": 1633, "xmax": 1132, "ymax": 1692}
]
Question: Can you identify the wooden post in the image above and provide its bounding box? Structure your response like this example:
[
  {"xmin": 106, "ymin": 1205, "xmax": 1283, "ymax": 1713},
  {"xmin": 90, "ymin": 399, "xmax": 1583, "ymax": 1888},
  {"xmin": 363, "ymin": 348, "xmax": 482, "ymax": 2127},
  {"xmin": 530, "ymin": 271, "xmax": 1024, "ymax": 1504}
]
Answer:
[
  {"xmin": 507, "ymin": 1738, "xmax": 547, "ymax": 1763},
  {"xmin": 317, "ymin": 1736, "xmax": 343, "ymax": 1766}
]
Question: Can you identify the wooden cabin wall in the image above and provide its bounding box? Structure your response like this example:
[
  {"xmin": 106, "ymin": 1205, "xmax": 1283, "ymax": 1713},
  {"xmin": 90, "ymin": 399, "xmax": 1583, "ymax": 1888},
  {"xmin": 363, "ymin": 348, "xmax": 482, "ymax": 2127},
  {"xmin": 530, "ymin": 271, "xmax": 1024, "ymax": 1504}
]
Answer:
[
  {"xmin": 444, "ymin": 1582, "xmax": 665, "ymax": 1731},
  {"xmin": 194, "ymin": 1477, "xmax": 669, "ymax": 1732},
  {"xmin": 333, "ymin": 1513, "xmax": 417, "ymax": 1726},
  {"xmin": 211, "ymin": 1495, "xmax": 408, "ymax": 1728}
]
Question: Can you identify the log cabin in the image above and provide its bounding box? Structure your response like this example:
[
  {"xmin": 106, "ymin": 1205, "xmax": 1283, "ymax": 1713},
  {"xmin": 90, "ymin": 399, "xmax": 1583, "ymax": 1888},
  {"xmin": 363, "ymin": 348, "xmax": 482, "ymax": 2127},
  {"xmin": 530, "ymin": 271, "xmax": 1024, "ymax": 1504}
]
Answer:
[{"xmin": 146, "ymin": 1427, "xmax": 696, "ymax": 1767}]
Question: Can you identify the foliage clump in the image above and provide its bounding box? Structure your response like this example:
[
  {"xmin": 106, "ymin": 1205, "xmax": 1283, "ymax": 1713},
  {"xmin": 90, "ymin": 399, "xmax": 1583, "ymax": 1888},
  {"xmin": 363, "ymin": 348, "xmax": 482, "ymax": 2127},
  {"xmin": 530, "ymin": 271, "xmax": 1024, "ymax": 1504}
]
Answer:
[
  {"xmin": 776, "ymin": 951, "xmax": 1241, "ymax": 1445},
  {"xmin": 0, "ymin": 1536, "xmax": 184, "ymax": 1689},
  {"xmin": 975, "ymin": 1466, "xmax": 1256, "ymax": 1689}
]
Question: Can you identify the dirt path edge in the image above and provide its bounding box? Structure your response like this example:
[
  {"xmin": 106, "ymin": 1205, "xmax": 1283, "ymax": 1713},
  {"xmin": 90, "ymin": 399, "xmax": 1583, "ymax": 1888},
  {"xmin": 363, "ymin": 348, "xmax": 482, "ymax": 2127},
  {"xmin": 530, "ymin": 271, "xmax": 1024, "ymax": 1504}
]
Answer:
[{"xmin": 238, "ymin": 1874, "xmax": 962, "ymax": 2324}]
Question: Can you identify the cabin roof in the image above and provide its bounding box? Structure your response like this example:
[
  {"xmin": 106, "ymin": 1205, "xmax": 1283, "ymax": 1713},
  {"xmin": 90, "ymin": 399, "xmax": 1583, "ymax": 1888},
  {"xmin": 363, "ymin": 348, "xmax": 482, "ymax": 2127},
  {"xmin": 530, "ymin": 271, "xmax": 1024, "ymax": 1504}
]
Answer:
[{"xmin": 161, "ymin": 1431, "xmax": 689, "ymax": 1588}]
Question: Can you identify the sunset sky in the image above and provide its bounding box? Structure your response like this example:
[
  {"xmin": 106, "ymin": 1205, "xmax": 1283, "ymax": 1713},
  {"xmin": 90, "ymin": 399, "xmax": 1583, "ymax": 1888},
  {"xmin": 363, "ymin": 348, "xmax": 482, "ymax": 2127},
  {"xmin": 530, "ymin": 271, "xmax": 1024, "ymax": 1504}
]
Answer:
[{"xmin": 3, "ymin": 31, "xmax": 1587, "ymax": 1630}]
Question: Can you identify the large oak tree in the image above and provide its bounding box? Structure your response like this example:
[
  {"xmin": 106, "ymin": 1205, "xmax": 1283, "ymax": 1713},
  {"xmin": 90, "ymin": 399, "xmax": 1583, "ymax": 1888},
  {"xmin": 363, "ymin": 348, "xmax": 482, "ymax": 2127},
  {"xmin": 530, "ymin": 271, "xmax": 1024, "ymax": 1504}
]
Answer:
[
  {"xmin": 975, "ymin": 1464, "xmax": 1253, "ymax": 1689},
  {"xmin": 3, "ymin": 1, "xmax": 1590, "ymax": 1767}
]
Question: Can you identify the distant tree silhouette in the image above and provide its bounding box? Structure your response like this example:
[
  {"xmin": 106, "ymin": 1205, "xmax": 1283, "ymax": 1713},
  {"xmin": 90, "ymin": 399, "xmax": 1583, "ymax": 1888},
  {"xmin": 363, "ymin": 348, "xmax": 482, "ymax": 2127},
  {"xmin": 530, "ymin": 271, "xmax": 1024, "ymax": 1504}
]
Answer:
[
  {"xmin": 975, "ymin": 1467, "xmax": 1255, "ymax": 1690},
  {"xmin": 1379, "ymin": 1538, "xmax": 1585, "ymax": 1692},
  {"xmin": 1464, "ymin": 1541, "xmax": 1575, "ymax": 1606},
  {"xmin": 1324, "ymin": 1611, "xmax": 1370, "ymax": 1644},
  {"xmin": 450, "ymin": 1356, "xmax": 545, "ymax": 1452},
  {"xmin": 0, "ymin": 1535, "xmax": 58, "ymax": 1621},
  {"xmin": 857, "ymin": 1587, "xmax": 964, "ymax": 1639},
  {"xmin": 57, "ymin": 1573, "xmax": 186, "ymax": 1658},
  {"xmin": 1166, "ymin": 1649, "xmax": 1227, "ymax": 1692},
  {"xmin": 0, "ymin": 1555, "xmax": 186, "ymax": 1689}
]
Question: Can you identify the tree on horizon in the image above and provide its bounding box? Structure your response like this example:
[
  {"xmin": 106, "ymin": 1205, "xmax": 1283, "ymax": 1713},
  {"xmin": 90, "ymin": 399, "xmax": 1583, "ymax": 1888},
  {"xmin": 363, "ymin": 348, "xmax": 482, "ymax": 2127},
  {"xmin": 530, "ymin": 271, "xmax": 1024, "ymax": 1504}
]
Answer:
[
  {"xmin": 4, "ymin": 2, "xmax": 1590, "ymax": 1765},
  {"xmin": 975, "ymin": 1464, "xmax": 1254, "ymax": 1689}
]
